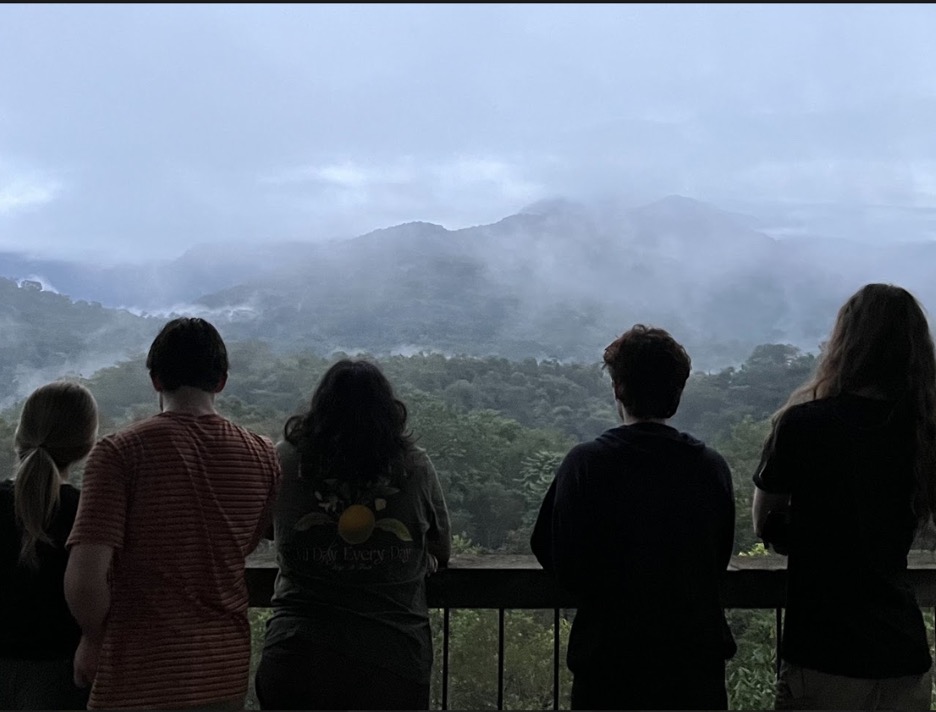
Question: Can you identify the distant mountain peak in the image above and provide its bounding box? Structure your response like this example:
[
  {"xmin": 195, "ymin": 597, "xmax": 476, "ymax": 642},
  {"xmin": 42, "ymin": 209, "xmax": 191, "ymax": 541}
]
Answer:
[
  {"xmin": 519, "ymin": 197, "xmax": 589, "ymax": 217},
  {"xmin": 373, "ymin": 220, "xmax": 448, "ymax": 234},
  {"xmin": 637, "ymin": 194, "xmax": 727, "ymax": 217}
]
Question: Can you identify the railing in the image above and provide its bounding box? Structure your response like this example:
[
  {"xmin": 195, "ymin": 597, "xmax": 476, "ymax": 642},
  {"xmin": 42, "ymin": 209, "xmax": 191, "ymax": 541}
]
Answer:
[{"xmin": 245, "ymin": 553, "xmax": 936, "ymax": 710}]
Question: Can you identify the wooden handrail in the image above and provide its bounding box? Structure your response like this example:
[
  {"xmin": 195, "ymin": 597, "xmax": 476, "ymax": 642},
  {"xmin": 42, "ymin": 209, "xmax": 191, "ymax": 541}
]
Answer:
[{"xmin": 245, "ymin": 552, "xmax": 936, "ymax": 609}]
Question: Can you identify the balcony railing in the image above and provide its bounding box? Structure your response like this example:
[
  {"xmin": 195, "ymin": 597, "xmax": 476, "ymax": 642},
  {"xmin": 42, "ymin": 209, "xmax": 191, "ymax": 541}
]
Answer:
[{"xmin": 245, "ymin": 553, "xmax": 936, "ymax": 710}]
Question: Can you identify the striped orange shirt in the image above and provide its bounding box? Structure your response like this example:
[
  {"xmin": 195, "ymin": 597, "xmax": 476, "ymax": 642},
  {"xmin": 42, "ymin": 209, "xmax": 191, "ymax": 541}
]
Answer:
[{"xmin": 67, "ymin": 411, "xmax": 280, "ymax": 709}]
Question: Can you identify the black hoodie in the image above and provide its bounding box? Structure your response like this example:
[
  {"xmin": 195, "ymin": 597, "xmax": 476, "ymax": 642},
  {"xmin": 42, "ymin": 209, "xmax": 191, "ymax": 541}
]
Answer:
[{"xmin": 531, "ymin": 422, "xmax": 736, "ymax": 673}]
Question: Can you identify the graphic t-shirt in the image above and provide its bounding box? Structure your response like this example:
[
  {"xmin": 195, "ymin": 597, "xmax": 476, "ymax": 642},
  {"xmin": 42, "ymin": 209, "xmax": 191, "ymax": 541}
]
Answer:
[
  {"xmin": 265, "ymin": 441, "xmax": 451, "ymax": 684},
  {"xmin": 0, "ymin": 480, "xmax": 81, "ymax": 660},
  {"xmin": 754, "ymin": 393, "xmax": 932, "ymax": 678}
]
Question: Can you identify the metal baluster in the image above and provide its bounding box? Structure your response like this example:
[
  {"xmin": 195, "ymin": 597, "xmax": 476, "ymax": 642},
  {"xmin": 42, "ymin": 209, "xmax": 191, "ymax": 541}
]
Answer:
[
  {"xmin": 553, "ymin": 608, "xmax": 561, "ymax": 710},
  {"xmin": 775, "ymin": 607, "xmax": 783, "ymax": 678},
  {"xmin": 442, "ymin": 607, "xmax": 450, "ymax": 710},
  {"xmin": 497, "ymin": 608, "xmax": 506, "ymax": 710}
]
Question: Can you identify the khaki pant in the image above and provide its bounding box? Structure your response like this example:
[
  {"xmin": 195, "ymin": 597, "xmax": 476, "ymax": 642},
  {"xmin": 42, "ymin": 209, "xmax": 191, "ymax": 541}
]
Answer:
[{"xmin": 776, "ymin": 660, "xmax": 932, "ymax": 711}]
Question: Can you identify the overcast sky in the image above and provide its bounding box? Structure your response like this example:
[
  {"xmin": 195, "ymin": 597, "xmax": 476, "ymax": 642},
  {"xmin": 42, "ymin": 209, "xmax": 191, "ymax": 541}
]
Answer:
[{"xmin": 2, "ymin": 4, "xmax": 936, "ymax": 262}]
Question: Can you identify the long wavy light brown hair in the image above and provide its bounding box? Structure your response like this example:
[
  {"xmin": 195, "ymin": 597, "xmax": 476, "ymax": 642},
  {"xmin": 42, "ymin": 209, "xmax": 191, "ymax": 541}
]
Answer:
[{"xmin": 773, "ymin": 283, "xmax": 936, "ymax": 527}]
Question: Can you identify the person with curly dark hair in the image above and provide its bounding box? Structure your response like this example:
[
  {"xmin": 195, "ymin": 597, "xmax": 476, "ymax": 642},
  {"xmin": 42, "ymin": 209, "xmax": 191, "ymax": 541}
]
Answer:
[
  {"xmin": 256, "ymin": 358, "xmax": 451, "ymax": 710},
  {"xmin": 532, "ymin": 324, "xmax": 736, "ymax": 710}
]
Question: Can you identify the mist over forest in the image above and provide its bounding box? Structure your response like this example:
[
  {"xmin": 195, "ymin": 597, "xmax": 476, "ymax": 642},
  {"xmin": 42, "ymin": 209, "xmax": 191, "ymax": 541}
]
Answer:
[{"xmin": 1, "ymin": 192, "xmax": 935, "ymax": 409}]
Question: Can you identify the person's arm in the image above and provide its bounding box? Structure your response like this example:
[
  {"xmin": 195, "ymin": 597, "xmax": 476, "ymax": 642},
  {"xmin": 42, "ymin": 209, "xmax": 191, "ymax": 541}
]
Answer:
[
  {"xmin": 530, "ymin": 479, "xmax": 557, "ymax": 570},
  {"xmin": 424, "ymin": 453, "xmax": 452, "ymax": 568},
  {"xmin": 65, "ymin": 545, "xmax": 114, "ymax": 687},
  {"xmin": 250, "ymin": 444, "xmax": 282, "ymax": 549},
  {"xmin": 64, "ymin": 438, "xmax": 128, "ymax": 688},
  {"xmin": 751, "ymin": 418, "xmax": 794, "ymax": 552},
  {"xmin": 718, "ymin": 455, "xmax": 736, "ymax": 572},
  {"xmin": 752, "ymin": 488, "xmax": 791, "ymax": 540},
  {"xmin": 534, "ymin": 447, "xmax": 594, "ymax": 595}
]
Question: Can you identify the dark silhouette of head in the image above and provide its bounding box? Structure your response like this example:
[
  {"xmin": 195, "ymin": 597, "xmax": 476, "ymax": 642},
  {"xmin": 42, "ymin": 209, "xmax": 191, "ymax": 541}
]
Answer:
[
  {"xmin": 603, "ymin": 324, "xmax": 692, "ymax": 420},
  {"xmin": 285, "ymin": 359, "xmax": 414, "ymax": 483},
  {"xmin": 146, "ymin": 317, "xmax": 229, "ymax": 393}
]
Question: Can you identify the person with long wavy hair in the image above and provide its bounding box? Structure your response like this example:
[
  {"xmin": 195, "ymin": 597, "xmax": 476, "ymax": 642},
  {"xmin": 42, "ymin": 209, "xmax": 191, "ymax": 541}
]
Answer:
[
  {"xmin": 256, "ymin": 358, "xmax": 451, "ymax": 711},
  {"xmin": 753, "ymin": 283, "xmax": 936, "ymax": 710},
  {"xmin": 0, "ymin": 381, "xmax": 98, "ymax": 710}
]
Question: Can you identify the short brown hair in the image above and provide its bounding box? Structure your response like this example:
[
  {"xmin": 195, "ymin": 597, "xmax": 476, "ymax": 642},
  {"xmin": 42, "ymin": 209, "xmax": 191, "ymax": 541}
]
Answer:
[
  {"xmin": 146, "ymin": 317, "xmax": 228, "ymax": 392},
  {"xmin": 603, "ymin": 324, "xmax": 691, "ymax": 419}
]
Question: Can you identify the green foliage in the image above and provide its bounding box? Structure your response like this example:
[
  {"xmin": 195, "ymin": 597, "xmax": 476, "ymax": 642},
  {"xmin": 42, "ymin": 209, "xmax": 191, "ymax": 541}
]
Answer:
[
  {"xmin": 725, "ymin": 609, "xmax": 778, "ymax": 710},
  {"xmin": 429, "ymin": 609, "xmax": 573, "ymax": 710},
  {"xmin": 713, "ymin": 416, "xmax": 773, "ymax": 553},
  {"xmin": 246, "ymin": 608, "xmax": 272, "ymax": 710},
  {"xmin": 4, "ymin": 340, "xmax": 828, "ymax": 709}
]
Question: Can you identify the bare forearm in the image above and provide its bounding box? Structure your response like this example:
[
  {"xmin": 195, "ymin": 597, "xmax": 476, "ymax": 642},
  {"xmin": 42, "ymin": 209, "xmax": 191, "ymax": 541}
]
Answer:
[
  {"xmin": 66, "ymin": 580, "xmax": 110, "ymax": 640},
  {"xmin": 65, "ymin": 545, "xmax": 114, "ymax": 642},
  {"xmin": 752, "ymin": 488, "xmax": 786, "ymax": 535}
]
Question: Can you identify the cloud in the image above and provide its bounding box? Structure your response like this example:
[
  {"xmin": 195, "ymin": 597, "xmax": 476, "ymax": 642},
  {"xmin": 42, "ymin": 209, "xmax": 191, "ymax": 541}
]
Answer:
[
  {"xmin": 0, "ymin": 173, "xmax": 61, "ymax": 215},
  {"xmin": 259, "ymin": 155, "xmax": 544, "ymax": 230},
  {"xmin": 727, "ymin": 159, "xmax": 936, "ymax": 207}
]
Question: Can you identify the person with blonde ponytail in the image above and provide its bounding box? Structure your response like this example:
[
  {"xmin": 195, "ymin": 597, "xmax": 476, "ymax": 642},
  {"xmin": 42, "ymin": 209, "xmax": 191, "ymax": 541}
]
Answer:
[
  {"xmin": 0, "ymin": 381, "xmax": 98, "ymax": 710},
  {"xmin": 752, "ymin": 283, "xmax": 936, "ymax": 710}
]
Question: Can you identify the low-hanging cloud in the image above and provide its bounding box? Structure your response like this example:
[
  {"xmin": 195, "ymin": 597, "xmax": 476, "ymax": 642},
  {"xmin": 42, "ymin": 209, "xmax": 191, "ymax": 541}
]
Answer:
[
  {"xmin": 0, "ymin": 172, "xmax": 61, "ymax": 216},
  {"xmin": 259, "ymin": 155, "xmax": 545, "ymax": 233}
]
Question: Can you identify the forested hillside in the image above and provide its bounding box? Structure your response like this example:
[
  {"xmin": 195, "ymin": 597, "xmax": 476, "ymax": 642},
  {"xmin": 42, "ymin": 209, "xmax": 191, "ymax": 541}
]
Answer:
[
  {"xmin": 3, "ymin": 342, "xmax": 928, "ymax": 710},
  {"xmin": 0, "ymin": 277, "xmax": 157, "ymax": 407},
  {"xmin": 0, "ymin": 340, "xmax": 817, "ymax": 555}
]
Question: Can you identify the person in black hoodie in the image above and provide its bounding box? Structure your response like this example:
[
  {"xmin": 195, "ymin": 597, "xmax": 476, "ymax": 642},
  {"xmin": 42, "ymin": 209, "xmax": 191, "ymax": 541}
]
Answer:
[{"xmin": 531, "ymin": 324, "xmax": 736, "ymax": 711}]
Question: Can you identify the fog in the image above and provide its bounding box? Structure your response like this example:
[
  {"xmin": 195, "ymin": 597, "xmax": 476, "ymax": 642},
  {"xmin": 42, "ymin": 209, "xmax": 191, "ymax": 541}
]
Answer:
[{"xmin": 3, "ymin": 4, "xmax": 936, "ymax": 264}]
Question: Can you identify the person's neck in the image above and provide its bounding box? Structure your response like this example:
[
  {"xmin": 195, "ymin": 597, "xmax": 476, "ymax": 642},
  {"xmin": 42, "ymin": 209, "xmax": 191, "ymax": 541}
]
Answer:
[
  {"xmin": 159, "ymin": 387, "xmax": 218, "ymax": 416},
  {"xmin": 623, "ymin": 415, "xmax": 668, "ymax": 426},
  {"xmin": 617, "ymin": 403, "xmax": 667, "ymax": 426}
]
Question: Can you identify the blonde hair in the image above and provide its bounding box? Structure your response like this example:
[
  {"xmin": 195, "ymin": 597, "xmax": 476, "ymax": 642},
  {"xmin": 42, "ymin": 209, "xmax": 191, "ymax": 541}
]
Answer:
[
  {"xmin": 773, "ymin": 283, "xmax": 936, "ymax": 527},
  {"xmin": 14, "ymin": 381, "xmax": 98, "ymax": 568}
]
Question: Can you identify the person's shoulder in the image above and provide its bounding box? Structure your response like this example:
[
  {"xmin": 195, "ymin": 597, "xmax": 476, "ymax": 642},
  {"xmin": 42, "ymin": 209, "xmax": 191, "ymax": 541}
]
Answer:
[
  {"xmin": 780, "ymin": 398, "xmax": 834, "ymax": 425},
  {"xmin": 209, "ymin": 415, "xmax": 274, "ymax": 450},
  {"xmin": 91, "ymin": 415, "xmax": 165, "ymax": 454},
  {"xmin": 275, "ymin": 438, "xmax": 297, "ymax": 458},
  {"xmin": 105, "ymin": 414, "xmax": 163, "ymax": 438},
  {"xmin": 555, "ymin": 436, "xmax": 613, "ymax": 473},
  {"xmin": 0, "ymin": 478, "xmax": 12, "ymax": 507},
  {"xmin": 406, "ymin": 445, "xmax": 431, "ymax": 465},
  {"xmin": 233, "ymin": 421, "xmax": 276, "ymax": 449},
  {"xmin": 697, "ymin": 443, "xmax": 732, "ymax": 473},
  {"xmin": 275, "ymin": 439, "xmax": 300, "ymax": 472},
  {"xmin": 403, "ymin": 445, "xmax": 436, "ymax": 480}
]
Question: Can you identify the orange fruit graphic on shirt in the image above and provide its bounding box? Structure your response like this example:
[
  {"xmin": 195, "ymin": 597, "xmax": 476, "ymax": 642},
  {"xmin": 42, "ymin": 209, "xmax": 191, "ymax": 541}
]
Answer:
[{"xmin": 337, "ymin": 504, "xmax": 376, "ymax": 544}]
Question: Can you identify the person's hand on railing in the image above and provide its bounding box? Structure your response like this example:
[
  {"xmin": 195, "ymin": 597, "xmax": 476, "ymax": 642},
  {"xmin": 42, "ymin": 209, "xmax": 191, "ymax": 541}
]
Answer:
[
  {"xmin": 73, "ymin": 634, "xmax": 101, "ymax": 688},
  {"xmin": 762, "ymin": 509, "xmax": 791, "ymax": 557},
  {"xmin": 427, "ymin": 553, "xmax": 449, "ymax": 575}
]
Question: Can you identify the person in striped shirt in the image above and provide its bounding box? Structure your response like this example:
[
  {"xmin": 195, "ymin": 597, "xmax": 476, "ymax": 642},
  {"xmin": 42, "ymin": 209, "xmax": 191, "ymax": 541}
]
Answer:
[{"xmin": 64, "ymin": 317, "xmax": 281, "ymax": 710}]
